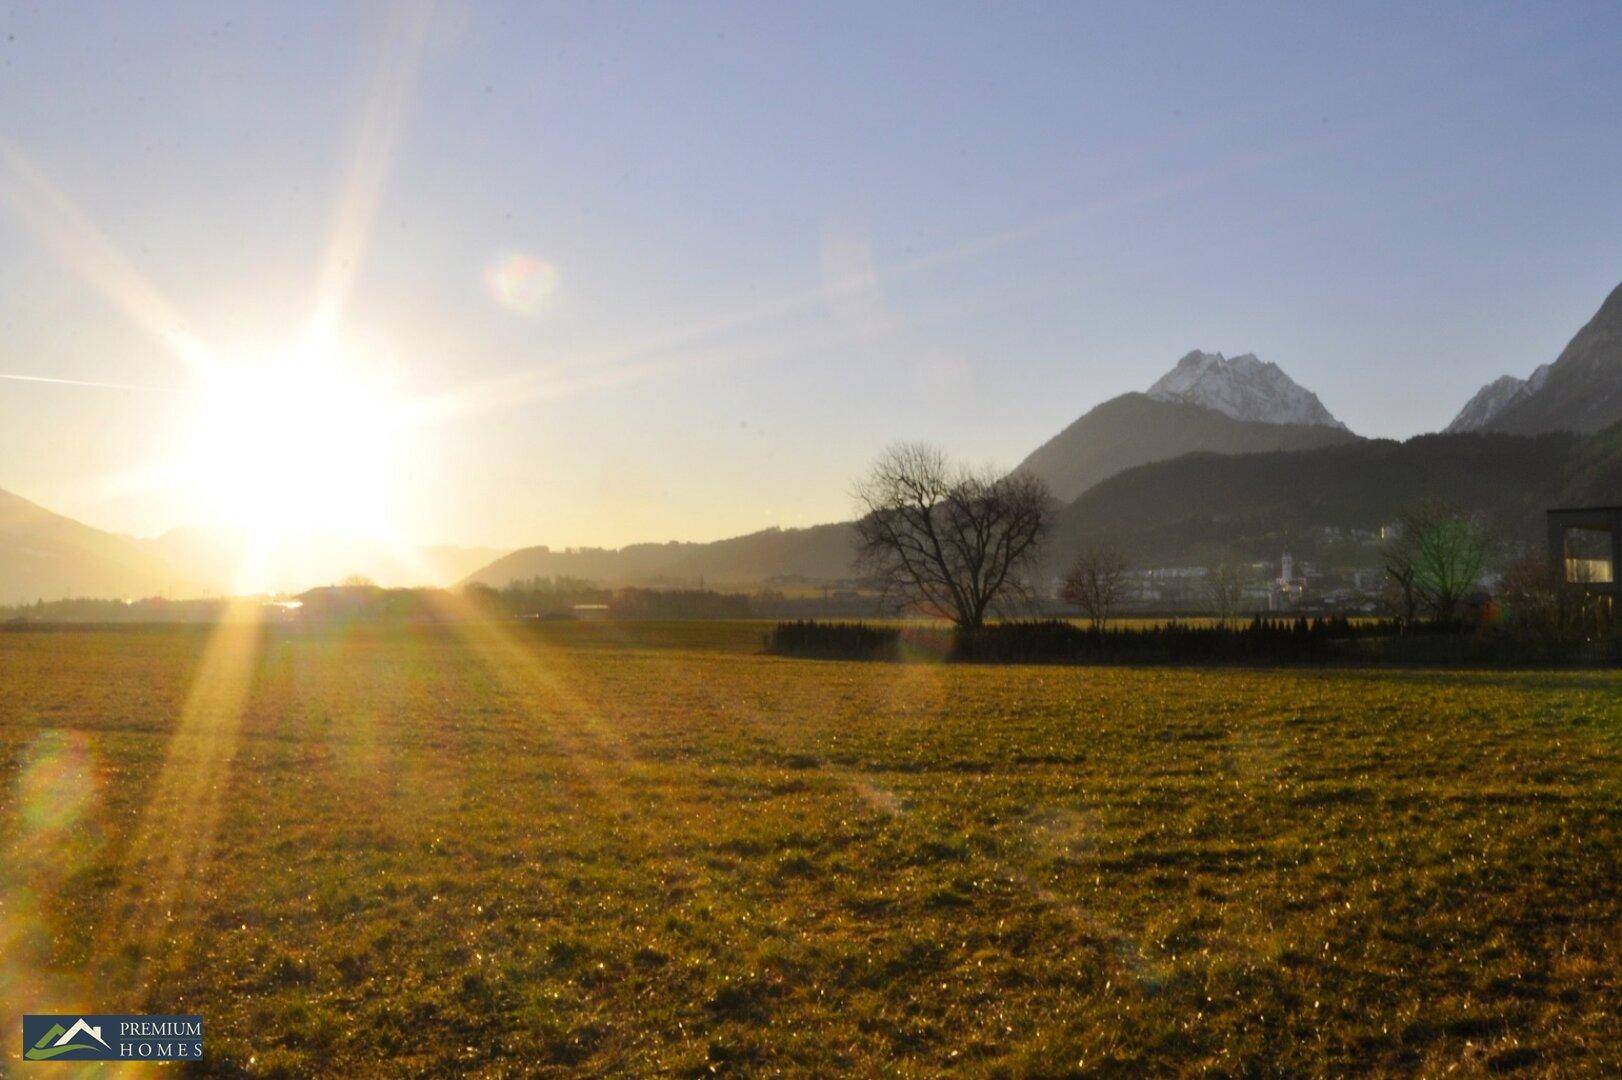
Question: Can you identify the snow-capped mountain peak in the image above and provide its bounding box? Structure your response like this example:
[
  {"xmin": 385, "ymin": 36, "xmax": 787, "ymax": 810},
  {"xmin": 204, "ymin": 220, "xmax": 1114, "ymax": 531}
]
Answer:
[{"xmin": 1146, "ymin": 350, "xmax": 1347, "ymax": 430}]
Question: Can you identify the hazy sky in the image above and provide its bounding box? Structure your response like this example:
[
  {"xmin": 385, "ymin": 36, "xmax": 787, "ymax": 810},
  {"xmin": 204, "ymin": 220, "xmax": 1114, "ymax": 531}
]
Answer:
[{"xmin": 0, "ymin": 1, "xmax": 1618, "ymax": 550}]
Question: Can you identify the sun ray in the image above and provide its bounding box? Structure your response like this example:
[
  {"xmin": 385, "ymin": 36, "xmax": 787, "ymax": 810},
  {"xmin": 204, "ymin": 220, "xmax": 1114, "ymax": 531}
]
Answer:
[
  {"xmin": 307, "ymin": 0, "xmax": 436, "ymax": 350},
  {"xmin": 371, "ymin": 533, "xmax": 636, "ymax": 766},
  {"xmin": 0, "ymin": 138, "xmax": 216, "ymax": 377},
  {"xmin": 394, "ymin": 350, "xmax": 704, "ymax": 430},
  {"xmin": 89, "ymin": 540, "xmax": 273, "ymax": 999}
]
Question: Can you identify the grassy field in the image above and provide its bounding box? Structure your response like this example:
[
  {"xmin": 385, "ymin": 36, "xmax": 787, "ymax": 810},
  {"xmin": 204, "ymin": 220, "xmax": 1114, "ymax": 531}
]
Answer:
[{"xmin": 0, "ymin": 621, "xmax": 1617, "ymax": 1076}]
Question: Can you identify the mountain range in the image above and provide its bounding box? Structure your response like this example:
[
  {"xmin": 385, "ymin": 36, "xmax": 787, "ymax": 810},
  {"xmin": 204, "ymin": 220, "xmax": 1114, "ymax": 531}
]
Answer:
[
  {"xmin": 471, "ymin": 281, "xmax": 1622, "ymax": 588},
  {"xmin": 1047, "ymin": 431, "xmax": 1582, "ymax": 569},
  {"xmin": 6, "ymin": 280, "xmax": 1620, "ymax": 603},
  {"xmin": 466, "ymin": 426, "xmax": 1619, "ymax": 590},
  {"xmin": 1013, "ymin": 391, "xmax": 1355, "ymax": 504}
]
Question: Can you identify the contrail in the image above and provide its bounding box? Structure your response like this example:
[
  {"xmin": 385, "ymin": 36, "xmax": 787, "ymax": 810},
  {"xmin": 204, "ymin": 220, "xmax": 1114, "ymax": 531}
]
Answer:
[{"xmin": 0, "ymin": 371, "xmax": 183, "ymax": 393}]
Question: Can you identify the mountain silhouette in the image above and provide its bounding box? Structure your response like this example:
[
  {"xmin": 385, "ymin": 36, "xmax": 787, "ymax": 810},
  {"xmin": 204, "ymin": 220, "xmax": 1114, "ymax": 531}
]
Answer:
[{"xmin": 0, "ymin": 486, "xmax": 194, "ymax": 604}]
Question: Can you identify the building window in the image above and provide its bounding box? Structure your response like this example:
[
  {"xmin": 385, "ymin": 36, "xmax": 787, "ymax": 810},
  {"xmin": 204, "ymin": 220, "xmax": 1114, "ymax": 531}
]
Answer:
[{"xmin": 1563, "ymin": 526, "xmax": 1614, "ymax": 584}]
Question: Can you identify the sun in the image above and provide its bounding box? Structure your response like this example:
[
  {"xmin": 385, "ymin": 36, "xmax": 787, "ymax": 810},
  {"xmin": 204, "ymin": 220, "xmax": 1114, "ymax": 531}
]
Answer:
[{"xmin": 183, "ymin": 347, "xmax": 401, "ymax": 542}]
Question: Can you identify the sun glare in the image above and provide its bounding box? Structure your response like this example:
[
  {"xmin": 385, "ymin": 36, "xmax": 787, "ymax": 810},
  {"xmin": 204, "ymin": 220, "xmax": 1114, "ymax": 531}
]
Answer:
[{"xmin": 184, "ymin": 350, "xmax": 400, "ymax": 542}]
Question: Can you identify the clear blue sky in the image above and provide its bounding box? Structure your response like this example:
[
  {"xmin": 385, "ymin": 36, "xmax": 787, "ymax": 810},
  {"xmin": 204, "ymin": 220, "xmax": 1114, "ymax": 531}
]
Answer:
[{"xmin": 0, "ymin": 1, "xmax": 1618, "ymax": 548}]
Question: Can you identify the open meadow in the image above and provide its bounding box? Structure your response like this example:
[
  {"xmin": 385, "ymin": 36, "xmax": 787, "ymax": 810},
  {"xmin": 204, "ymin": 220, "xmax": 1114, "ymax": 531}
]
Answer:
[{"xmin": 0, "ymin": 621, "xmax": 1617, "ymax": 1076}]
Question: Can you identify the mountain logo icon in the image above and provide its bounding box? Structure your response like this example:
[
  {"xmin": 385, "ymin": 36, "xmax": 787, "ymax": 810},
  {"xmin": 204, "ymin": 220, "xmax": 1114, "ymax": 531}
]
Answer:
[
  {"xmin": 22, "ymin": 1013, "xmax": 203, "ymax": 1061},
  {"xmin": 24, "ymin": 1017, "xmax": 111, "ymax": 1060}
]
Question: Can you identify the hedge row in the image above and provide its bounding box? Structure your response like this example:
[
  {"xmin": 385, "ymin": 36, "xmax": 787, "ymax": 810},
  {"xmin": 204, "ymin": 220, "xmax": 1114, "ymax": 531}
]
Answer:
[
  {"xmin": 763, "ymin": 617, "xmax": 1609, "ymax": 665},
  {"xmin": 764, "ymin": 621, "xmax": 903, "ymax": 661}
]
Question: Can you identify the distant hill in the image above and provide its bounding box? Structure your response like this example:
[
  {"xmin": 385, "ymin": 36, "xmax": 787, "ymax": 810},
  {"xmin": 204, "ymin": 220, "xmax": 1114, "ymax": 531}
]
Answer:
[
  {"xmin": 0, "ymin": 486, "xmax": 194, "ymax": 604},
  {"xmin": 463, "ymin": 523, "xmax": 857, "ymax": 588},
  {"xmin": 463, "ymin": 540, "xmax": 715, "ymax": 587},
  {"xmin": 657, "ymin": 523, "xmax": 857, "ymax": 583},
  {"xmin": 1048, "ymin": 431, "xmax": 1581, "ymax": 568},
  {"xmin": 1458, "ymin": 280, "xmax": 1622, "ymax": 435},
  {"xmin": 1015, "ymin": 392, "xmax": 1358, "ymax": 503}
]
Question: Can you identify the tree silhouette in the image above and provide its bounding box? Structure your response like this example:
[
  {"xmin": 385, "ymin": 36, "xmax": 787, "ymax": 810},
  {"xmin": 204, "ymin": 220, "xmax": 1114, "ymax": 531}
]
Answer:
[{"xmin": 853, "ymin": 443, "xmax": 1050, "ymax": 630}]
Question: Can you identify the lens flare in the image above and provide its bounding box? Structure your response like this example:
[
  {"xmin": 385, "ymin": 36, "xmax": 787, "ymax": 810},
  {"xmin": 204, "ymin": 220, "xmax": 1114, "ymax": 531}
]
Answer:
[
  {"xmin": 0, "ymin": 733, "xmax": 103, "ymax": 1052},
  {"xmin": 17, "ymin": 733, "xmax": 97, "ymax": 834},
  {"xmin": 485, "ymin": 252, "xmax": 559, "ymax": 315}
]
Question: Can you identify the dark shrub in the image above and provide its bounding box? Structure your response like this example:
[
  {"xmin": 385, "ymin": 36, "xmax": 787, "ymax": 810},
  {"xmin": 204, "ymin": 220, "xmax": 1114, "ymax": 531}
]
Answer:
[{"xmin": 765, "ymin": 621, "xmax": 901, "ymax": 660}]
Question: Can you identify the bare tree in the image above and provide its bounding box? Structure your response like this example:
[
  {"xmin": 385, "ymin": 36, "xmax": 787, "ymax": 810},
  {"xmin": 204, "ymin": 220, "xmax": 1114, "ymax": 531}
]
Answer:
[
  {"xmin": 1061, "ymin": 545, "xmax": 1131, "ymax": 630},
  {"xmin": 853, "ymin": 443, "xmax": 1051, "ymax": 629},
  {"xmin": 1381, "ymin": 538, "xmax": 1420, "ymax": 624},
  {"xmin": 1205, "ymin": 560, "xmax": 1247, "ymax": 625},
  {"xmin": 1386, "ymin": 501, "xmax": 1491, "ymax": 622}
]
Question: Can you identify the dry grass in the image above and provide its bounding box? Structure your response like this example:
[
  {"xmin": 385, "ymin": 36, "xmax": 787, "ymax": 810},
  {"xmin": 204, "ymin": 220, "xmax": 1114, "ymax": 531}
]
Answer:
[{"xmin": 0, "ymin": 621, "xmax": 1616, "ymax": 1076}]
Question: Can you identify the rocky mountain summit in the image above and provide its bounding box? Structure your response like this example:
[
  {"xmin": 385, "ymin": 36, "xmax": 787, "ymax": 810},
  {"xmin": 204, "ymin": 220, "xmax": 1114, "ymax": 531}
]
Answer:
[
  {"xmin": 1481, "ymin": 281, "xmax": 1622, "ymax": 436},
  {"xmin": 1445, "ymin": 365, "xmax": 1551, "ymax": 432},
  {"xmin": 1147, "ymin": 350, "xmax": 1347, "ymax": 430}
]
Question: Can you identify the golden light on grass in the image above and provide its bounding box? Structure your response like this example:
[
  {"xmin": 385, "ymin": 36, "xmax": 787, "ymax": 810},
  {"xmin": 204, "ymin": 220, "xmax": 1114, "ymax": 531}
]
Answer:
[
  {"xmin": 0, "ymin": 733, "xmax": 100, "ymax": 1060},
  {"xmin": 416, "ymin": 564, "xmax": 625, "ymax": 757},
  {"xmin": 2, "ymin": 618, "xmax": 1618, "ymax": 1071},
  {"xmin": 93, "ymin": 602, "xmax": 265, "ymax": 989}
]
